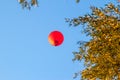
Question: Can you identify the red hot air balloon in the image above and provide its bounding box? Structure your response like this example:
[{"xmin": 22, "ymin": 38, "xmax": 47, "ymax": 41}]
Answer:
[{"xmin": 48, "ymin": 30, "xmax": 64, "ymax": 46}]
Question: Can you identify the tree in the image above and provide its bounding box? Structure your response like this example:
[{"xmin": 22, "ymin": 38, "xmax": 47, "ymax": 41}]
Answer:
[
  {"xmin": 18, "ymin": 0, "xmax": 38, "ymax": 9},
  {"xmin": 18, "ymin": 0, "xmax": 80, "ymax": 9},
  {"xmin": 67, "ymin": 3, "xmax": 120, "ymax": 80}
]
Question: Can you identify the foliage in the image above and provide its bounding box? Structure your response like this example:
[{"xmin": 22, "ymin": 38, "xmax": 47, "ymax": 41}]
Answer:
[
  {"xmin": 76, "ymin": 0, "xmax": 80, "ymax": 3},
  {"xmin": 18, "ymin": 0, "xmax": 38, "ymax": 9},
  {"xmin": 18, "ymin": 0, "xmax": 79, "ymax": 9},
  {"xmin": 67, "ymin": 3, "xmax": 120, "ymax": 80}
]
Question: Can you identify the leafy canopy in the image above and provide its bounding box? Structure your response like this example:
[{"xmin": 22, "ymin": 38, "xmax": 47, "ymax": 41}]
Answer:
[
  {"xmin": 18, "ymin": 0, "xmax": 38, "ymax": 9},
  {"xmin": 18, "ymin": 0, "xmax": 80, "ymax": 9},
  {"xmin": 68, "ymin": 3, "xmax": 120, "ymax": 80}
]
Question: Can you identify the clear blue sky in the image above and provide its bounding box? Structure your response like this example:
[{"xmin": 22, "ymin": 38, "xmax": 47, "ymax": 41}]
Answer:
[{"xmin": 0, "ymin": 0, "xmax": 117, "ymax": 80}]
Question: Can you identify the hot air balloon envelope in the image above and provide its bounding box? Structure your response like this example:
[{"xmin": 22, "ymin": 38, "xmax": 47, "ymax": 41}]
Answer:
[{"xmin": 48, "ymin": 31, "xmax": 64, "ymax": 46}]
